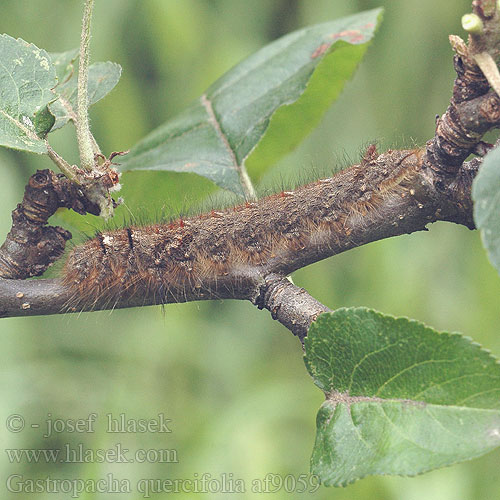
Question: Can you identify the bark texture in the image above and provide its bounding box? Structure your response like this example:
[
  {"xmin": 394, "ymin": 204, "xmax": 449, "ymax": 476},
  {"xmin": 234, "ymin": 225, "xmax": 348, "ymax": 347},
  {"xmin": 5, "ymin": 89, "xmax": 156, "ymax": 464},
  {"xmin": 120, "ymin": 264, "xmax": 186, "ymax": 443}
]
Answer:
[{"xmin": 0, "ymin": 0, "xmax": 499, "ymax": 341}]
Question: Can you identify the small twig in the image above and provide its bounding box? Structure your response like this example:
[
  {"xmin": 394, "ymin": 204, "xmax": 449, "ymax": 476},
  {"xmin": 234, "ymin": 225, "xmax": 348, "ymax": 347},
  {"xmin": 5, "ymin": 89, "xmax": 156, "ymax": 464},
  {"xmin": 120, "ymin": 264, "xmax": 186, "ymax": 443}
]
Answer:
[
  {"xmin": 255, "ymin": 274, "xmax": 331, "ymax": 340},
  {"xmin": 45, "ymin": 141, "xmax": 81, "ymax": 184},
  {"xmin": 76, "ymin": 0, "xmax": 96, "ymax": 173},
  {"xmin": 58, "ymin": 95, "xmax": 102, "ymax": 157},
  {"xmin": 70, "ymin": 0, "xmax": 120, "ymax": 220}
]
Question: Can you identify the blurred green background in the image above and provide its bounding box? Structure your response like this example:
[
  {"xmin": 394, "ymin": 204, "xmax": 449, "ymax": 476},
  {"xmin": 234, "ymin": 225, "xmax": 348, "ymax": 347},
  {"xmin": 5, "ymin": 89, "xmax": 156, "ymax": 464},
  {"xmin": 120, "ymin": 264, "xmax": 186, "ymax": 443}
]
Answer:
[{"xmin": 1, "ymin": 0, "xmax": 500, "ymax": 499}]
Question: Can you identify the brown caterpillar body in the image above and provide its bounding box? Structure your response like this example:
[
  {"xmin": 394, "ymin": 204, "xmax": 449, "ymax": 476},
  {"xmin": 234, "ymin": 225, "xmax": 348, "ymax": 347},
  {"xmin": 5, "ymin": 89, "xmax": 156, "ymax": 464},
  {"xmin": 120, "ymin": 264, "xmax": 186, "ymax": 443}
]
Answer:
[{"xmin": 63, "ymin": 148, "xmax": 432, "ymax": 310}]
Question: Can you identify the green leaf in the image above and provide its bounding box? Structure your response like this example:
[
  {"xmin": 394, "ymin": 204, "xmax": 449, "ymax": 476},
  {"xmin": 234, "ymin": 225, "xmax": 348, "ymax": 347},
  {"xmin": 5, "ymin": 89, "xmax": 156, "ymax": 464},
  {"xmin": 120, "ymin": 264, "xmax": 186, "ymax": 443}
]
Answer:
[
  {"xmin": 120, "ymin": 9, "xmax": 383, "ymax": 194},
  {"xmin": 0, "ymin": 34, "xmax": 57, "ymax": 153},
  {"xmin": 33, "ymin": 105, "xmax": 55, "ymax": 139},
  {"xmin": 49, "ymin": 61, "xmax": 122, "ymax": 131},
  {"xmin": 472, "ymin": 145, "xmax": 500, "ymax": 275},
  {"xmin": 304, "ymin": 308, "xmax": 500, "ymax": 487},
  {"xmin": 50, "ymin": 48, "xmax": 79, "ymax": 85}
]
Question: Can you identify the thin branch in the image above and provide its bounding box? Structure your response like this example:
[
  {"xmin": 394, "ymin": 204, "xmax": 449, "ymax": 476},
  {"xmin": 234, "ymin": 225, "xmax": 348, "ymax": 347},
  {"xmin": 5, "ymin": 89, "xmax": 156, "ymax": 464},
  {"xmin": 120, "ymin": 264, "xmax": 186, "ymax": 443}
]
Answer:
[
  {"xmin": 58, "ymin": 95, "xmax": 102, "ymax": 157},
  {"xmin": 426, "ymin": 0, "xmax": 500, "ymax": 175},
  {"xmin": 45, "ymin": 142, "xmax": 81, "ymax": 184},
  {"xmin": 0, "ymin": 0, "xmax": 498, "ymax": 342},
  {"xmin": 0, "ymin": 154, "xmax": 479, "ymax": 319},
  {"xmin": 76, "ymin": 0, "xmax": 96, "ymax": 173},
  {"xmin": 0, "ymin": 278, "xmax": 69, "ymax": 317},
  {"xmin": 255, "ymin": 274, "xmax": 331, "ymax": 339},
  {"xmin": 0, "ymin": 273, "xmax": 330, "ymax": 341},
  {"xmin": 46, "ymin": 0, "xmax": 117, "ymax": 220}
]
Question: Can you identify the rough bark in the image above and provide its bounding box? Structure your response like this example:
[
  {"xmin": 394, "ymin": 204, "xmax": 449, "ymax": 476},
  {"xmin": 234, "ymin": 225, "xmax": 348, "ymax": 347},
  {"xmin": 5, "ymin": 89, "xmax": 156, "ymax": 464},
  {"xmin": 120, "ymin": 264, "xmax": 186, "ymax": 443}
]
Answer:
[{"xmin": 0, "ymin": 0, "xmax": 499, "ymax": 342}]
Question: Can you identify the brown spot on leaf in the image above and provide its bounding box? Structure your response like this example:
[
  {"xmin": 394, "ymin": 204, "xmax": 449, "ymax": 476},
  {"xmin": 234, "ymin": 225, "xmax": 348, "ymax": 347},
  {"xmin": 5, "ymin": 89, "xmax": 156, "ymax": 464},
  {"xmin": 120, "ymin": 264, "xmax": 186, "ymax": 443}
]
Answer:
[
  {"xmin": 329, "ymin": 29, "xmax": 365, "ymax": 44},
  {"xmin": 311, "ymin": 43, "xmax": 331, "ymax": 59}
]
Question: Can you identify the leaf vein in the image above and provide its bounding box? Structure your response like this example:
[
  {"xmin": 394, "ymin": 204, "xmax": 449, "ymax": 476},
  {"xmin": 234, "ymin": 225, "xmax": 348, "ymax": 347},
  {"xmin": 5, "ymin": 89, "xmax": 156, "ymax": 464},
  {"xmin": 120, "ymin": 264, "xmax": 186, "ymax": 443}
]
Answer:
[{"xmin": 201, "ymin": 93, "xmax": 239, "ymax": 171}]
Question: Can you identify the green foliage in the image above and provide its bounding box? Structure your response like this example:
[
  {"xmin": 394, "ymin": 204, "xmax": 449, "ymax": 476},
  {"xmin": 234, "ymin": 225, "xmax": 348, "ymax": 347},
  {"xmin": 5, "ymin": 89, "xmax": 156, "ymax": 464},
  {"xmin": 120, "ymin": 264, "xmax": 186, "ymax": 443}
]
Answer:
[
  {"xmin": 0, "ymin": 36, "xmax": 121, "ymax": 155},
  {"xmin": 472, "ymin": 145, "xmax": 500, "ymax": 275},
  {"xmin": 304, "ymin": 309, "xmax": 500, "ymax": 486},
  {"xmin": 32, "ymin": 104, "xmax": 55, "ymax": 140},
  {"xmin": 0, "ymin": 34, "xmax": 56, "ymax": 153},
  {"xmin": 49, "ymin": 57, "xmax": 122, "ymax": 131},
  {"xmin": 119, "ymin": 9, "xmax": 382, "ymax": 194},
  {"xmin": 1, "ymin": 2, "xmax": 500, "ymax": 494},
  {"xmin": 50, "ymin": 48, "xmax": 79, "ymax": 84},
  {"xmin": 246, "ymin": 9, "xmax": 383, "ymax": 180}
]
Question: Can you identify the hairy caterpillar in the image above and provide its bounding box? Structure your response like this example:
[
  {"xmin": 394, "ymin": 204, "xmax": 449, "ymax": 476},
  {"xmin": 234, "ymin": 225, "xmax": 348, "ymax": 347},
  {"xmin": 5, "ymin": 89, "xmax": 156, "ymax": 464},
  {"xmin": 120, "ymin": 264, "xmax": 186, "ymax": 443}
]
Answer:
[{"xmin": 63, "ymin": 148, "xmax": 432, "ymax": 310}]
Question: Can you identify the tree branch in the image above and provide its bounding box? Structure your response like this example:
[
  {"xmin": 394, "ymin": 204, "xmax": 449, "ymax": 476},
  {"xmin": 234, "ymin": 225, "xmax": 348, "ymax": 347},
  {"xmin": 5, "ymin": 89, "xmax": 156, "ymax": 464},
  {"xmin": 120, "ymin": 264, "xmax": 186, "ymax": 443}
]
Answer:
[
  {"xmin": 0, "ymin": 153, "xmax": 480, "ymax": 324},
  {"xmin": 255, "ymin": 274, "xmax": 331, "ymax": 340},
  {"xmin": 0, "ymin": 0, "xmax": 498, "ymax": 340},
  {"xmin": 0, "ymin": 170, "xmax": 99, "ymax": 280}
]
